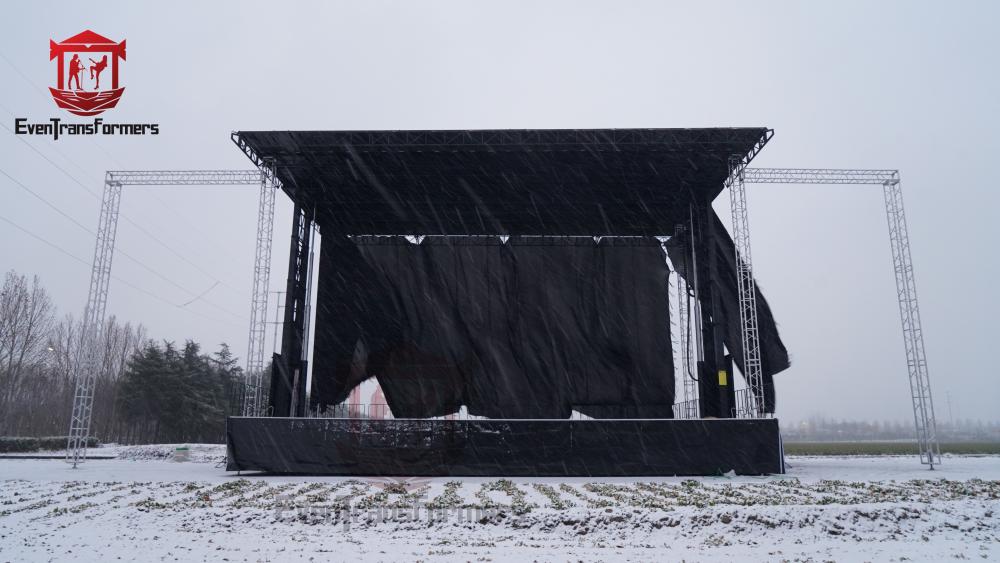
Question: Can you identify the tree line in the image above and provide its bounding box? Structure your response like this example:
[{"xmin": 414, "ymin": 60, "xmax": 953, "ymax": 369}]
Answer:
[
  {"xmin": 0, "ymin": 270, "xmax": 247, "ymax": 444},
  {"xmin": 780, "ymin": 415, "xmax": 1000, "ymax": 443}
]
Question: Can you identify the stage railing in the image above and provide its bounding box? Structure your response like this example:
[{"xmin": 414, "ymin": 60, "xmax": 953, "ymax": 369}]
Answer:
[
  {"xmin": 672, "ymin": 399, "xmax": 700, "ymax": 420},
  {"xmin": 732, "ymin": 387, "xmax": 772, "ymax": 419}
]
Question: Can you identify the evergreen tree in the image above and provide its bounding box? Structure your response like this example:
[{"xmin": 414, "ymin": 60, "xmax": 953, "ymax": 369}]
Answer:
[{"xmin": 116, "ymin": 340, "xmax": 240, "ymax": 443}]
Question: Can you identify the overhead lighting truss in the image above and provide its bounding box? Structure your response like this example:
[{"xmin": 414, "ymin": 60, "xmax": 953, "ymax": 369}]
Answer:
[
  {"xmin": 743, "ymin": 167, "xmax": 940, "ymax": 469},
  {"xmin": 67, "ymin": 169, "xmax": 274, "ymax": 467}
]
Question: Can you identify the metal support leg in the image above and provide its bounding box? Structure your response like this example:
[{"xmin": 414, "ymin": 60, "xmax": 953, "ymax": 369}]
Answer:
[
  {"xmin": 695, "ymin": 200, "xmax": 732, "ymax": 418},
  {"xmin": 883, "ymin": 177, "xmax": 940, "ymax": 468},
  {"xmin": 299, "ymin": 220, "xmax": 318, "ymax": 416},
  {"xmin": 727, "ymin": 156, "xmax": 765, "ymax": 417},
  {"xmin": 67, "ymin": 176, "xmax": 122, "ymax": 467},
  {"xmin": 676, "ymin": 275, "xmax": 699, "ymax": 418},
  {"xmin": 272, "ymin": 205, "xmax": 311, "ymax": 418},
  {"xmin": 243, "ymin": 160, "xmax": 277, "ymax": 416}
]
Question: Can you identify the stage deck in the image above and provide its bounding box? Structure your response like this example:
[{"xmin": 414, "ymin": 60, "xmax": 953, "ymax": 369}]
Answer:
[{"xmin": 226, "ymin": 417, "xmax": 784, "ymax": 476}]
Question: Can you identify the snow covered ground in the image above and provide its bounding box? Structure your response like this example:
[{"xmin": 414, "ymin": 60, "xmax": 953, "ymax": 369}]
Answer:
[{"xmin": 1, "ymin": 446, "xmax": 998, "ymax": 562}]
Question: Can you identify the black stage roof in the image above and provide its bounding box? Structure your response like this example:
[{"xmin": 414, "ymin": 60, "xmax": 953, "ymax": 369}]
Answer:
[{"xmin": 233, "ymin": 128, "xmax": 772, "ymax": 236}]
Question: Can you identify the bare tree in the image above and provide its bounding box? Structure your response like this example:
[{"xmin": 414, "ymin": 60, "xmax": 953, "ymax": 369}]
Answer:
[
  {"xmin": 0, "ymin": 269, "xmax": 237, "ymax": 443},
  {"xmin": 93, "ymin": 315, "xmax": 147, "ymax": 439},
  {"xmin": 47, "ymin": 313, "xmax": 79, "ymax": 381},
  {"xmin": 0, "ymin": 271, "xmax": 55, "ymax": 424}
]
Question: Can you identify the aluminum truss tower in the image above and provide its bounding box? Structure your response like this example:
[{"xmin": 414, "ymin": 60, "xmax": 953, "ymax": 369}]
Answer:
[
  {"xmin": 743, "ymin": 168, "xmax": 940, "ymax": 468},
  {"xmin": 726, "ymin": 157, "xmax": 765, "ymax": 418},
  {"xmin": 67, "ymin": 169, "xmax": 270, "ymax": 467},
  {"xmin": 67, "ymin": 173, "xmax": 121, "ymax": 467},
  {"xmin": 244, "ymin": 162, "xmax": 278, "ymax": 417}
]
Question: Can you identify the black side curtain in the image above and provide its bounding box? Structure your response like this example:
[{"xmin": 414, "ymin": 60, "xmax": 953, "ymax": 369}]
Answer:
[{"xmin": 666, "ymin": 211, "xmax": 790, "ymax": 412}]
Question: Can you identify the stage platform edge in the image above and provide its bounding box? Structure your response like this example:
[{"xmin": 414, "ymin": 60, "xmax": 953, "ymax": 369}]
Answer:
[{"xmin": 226, "ymin": 417, "xmax": 784, "ymax": 476}]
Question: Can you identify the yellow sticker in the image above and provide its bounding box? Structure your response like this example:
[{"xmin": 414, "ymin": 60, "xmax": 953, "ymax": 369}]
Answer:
[{"xmin": 718, "ymin": 370, "xmax": 728, "ymax": 386}]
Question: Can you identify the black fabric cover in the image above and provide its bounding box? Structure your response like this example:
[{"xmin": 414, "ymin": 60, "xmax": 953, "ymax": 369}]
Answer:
[
  {"xmin": 311, "ymin": 236, "xmax": 674, "ymax": 419},
  {"xmin": 226, "ymin": 417, "xmax": 784, "ymax": 476},
  {"xmin": 235, "ymin": 128, "xmax": 773, "ymax": 237},
  {"xmin": 666, "ymin": 211, "xmax": 790, "ymax": 411}
]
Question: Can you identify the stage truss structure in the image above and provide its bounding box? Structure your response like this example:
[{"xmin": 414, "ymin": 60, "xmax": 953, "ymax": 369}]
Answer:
[
  {"xmin": 244, "ymin": 162, "xmax": 278, "ymax": 418},
  {"xmin": 742, "ymin": 168, "xmax": 940, "ymax": 468},
  {"xmin": 66, "ymin": 163, "xmax": 939, "ymax": 469},
  {"xmin": 727, "ymin": 157, "xmax": 766, "ymax": 418},
  {"xmin": 67, "ymin": 173, "xmax": 121, "ymax": 468},
  {"xmin": 67, "ymin": 169, "xmax": 274, "ymax": 467}
]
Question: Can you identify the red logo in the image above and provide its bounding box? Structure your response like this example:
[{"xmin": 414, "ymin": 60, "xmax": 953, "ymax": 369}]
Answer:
[{"xmin": 48, "ymin": 30, "xmax": 126, "ymax": 116}]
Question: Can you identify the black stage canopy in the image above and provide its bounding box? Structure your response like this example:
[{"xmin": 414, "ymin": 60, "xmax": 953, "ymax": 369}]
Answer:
[
  {"xmin": 234, "ymin": 128, "xmax": 771, "ymax": 236},
  {"xmin": 232, "ymin": 128, "xmax": 787, "ymax": 421}
]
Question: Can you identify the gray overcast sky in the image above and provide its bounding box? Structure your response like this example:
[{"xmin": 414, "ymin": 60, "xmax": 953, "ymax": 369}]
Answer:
[{"xmin": 1, "ymin": 0, "xmax": 997, "ymax": 423}]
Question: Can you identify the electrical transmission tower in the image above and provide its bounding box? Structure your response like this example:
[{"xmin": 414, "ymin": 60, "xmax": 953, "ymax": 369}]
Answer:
[
  {"xmin": 743, "ymin": 167, "xmax": 940, "ymax": 468},
  {"xmin": 67, "ymin": 169, "xmax": 272, "ymax": 467}
]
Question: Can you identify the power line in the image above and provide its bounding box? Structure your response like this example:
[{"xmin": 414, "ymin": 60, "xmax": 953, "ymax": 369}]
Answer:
[
  {"xmin": 0, "ymin": 121, "xmax": 101, "ymax": 198},
  {"xmin": 0, "ymin": 52, "xmax": 250, "ymax": 291},
  {"xmin": 0, "ymin": 101, "xmax": 98, "ymax": 184},
  {"xmin": 0, "ymin": 119, "xmax": 245, "ymax": 294},
  {"xmin": 0, "ymin": 166, "xmax": 95, "ymax": 232},
  {"xmin": 0, "ymin": 165, "xmax": 246, "ymax": 322},
  {"xmin": 0, "ymin": 50, "xmax": 49, "ymax": 97},
  {"xmin": 0, "ymin": 215, "xmax": 90, "ymax": 268},
  {"xmin": 180, "ymin": 281, "xmax": 220, "ymax": 307},
  {"xmin": 0, "ymin": 98, "xmax": 247, "ymax": 268},
  {"xmin": 0, "ymin": 212, "xmax": 241, "ymax": 328},
  {"xmin": 81, "ymin": 132, "xmax": 254, "ymax": 276}
]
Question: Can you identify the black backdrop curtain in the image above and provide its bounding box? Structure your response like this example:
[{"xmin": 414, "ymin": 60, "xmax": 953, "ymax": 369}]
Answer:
[{"xmin": 311, "ymin": 235, "xmax": 675, "ymax": 419}]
